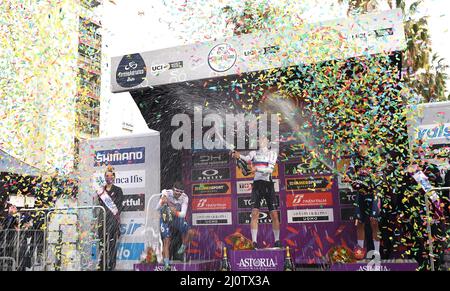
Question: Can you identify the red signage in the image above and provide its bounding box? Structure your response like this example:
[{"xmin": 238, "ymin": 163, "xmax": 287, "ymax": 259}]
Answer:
[
  {"xmin": 192, "ymin": 196, "xmax": 232, "ymax": 211},
  {"xmin": 286, "ymin": 192, "xmax": 333, "ymax": 207}
]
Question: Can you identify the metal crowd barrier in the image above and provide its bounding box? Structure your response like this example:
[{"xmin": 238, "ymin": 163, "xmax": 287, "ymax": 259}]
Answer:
[
  {"xmin": 424, "ymin": 186, "xmax": 450, "ymax": 271},
  {"xmin": 15, "ymin": 205, "xmax": 106, "ymax": 271},
  {"xmin": 44, "ymin": 211, "xmax": 79, "ymax": 271},
  {"xmin": 0, "ymin": 256, "xmax": 16, "ymax": 271},
  {"xmin": 0, "ymin": 229, "xmax": 46, "ymax": 271}
]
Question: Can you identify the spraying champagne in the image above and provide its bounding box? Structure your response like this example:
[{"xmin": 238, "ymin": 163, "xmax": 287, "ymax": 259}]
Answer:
[
  {"xmin": 207, "ymin": 127, "xmax": 254, "ymax": 177},
  {"xmin": 232, "ymin": 150, "xmax": 252, "ymax": 176}
]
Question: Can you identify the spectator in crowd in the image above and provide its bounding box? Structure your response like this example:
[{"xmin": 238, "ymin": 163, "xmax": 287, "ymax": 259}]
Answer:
[
  {"xmin": 0, "ymin": 203, "xmax": 19, "ymax": 269},
  {"xmin": 17, "ymin": 212, "xmax": 33, "ymax": 271},
  {"xmin": 402, "ymin": 153, "xmax": 448, "ymax": 271}
]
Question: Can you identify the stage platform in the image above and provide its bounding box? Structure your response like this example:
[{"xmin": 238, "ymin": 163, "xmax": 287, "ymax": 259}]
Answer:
[
  {"xmin": 229, "ymin": 248, "xmax": 292, "ymax": 271},
  {"xmin": 329, "ymin": 259, "xmax": 418, "ymax": 271},
  {"xmin": 134, "ymin": 260, "xmax": 219, "ymax": 271},
  {"xmin": 134, "ymin": 248, "xmax": 292, "ymax": 271}
]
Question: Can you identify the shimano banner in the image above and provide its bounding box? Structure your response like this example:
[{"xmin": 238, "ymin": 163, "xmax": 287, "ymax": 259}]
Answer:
[{"xmin": 78, "ymin": 132, "xmax": 161, "ymax": 270}]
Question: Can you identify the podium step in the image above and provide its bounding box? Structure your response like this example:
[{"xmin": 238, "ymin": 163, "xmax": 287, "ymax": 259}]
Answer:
[
  {"xmin": 330, "ymin": 259, "xmax": 418, "ymax": 271},
  {"xmin": 134, "ymin": 260, "xmax": 219, "ymax": 271},
  {"xmin": 229, "ymin": 248, "xmax": 292, "ymax": 271}
]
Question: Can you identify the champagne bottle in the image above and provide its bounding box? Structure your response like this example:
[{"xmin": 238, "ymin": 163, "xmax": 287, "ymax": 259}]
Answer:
[
  {"xmin": 161, "ymin": 204, "xmax": 173, "ymax": 223},
  {"xmin": 219, "ymin": 247, "xmax": 231, "ymax": 271},
  {"xmin": 236, "ymin": 155, "xmax": 251, "ymax": 176},
  {"xmin": 284, "ymin": 246, "xmax": 295, "ymax": 271}
]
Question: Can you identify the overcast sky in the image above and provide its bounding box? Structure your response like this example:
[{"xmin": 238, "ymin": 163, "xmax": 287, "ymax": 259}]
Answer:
[{"xmin": 98, "ymin": 0, "xmax": 450, "ymax": 136}]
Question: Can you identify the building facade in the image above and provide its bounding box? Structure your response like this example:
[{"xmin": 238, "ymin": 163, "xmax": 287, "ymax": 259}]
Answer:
[{"xmin": 0, "ymin": 0, "xmax": 102, "ymax": 174}]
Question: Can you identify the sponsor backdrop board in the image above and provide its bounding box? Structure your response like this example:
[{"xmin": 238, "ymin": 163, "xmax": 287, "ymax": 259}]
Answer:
[
  {"xmin": 182, "ymin": 148, "xmax": 356, "ymax": 265},
  {"xmin": 78, "ymin": 132, "xmax": 161, "ymax": 270},
  {"xmin": 407, "ymin": 101, "xmax": 450, "ymax": 148},
  {"xmin": 108, "ymin": 9, "xmax": 406, "ymax": 267},
  {"xmin": 111, "ymin": 10, "xmax": 405, "ymax": 92},
  {"xmin": 407, "ymin": 101, "xmax": 450, "ymax": 168}
]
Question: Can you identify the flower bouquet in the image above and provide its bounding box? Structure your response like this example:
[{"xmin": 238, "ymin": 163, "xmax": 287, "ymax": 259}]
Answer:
[
  {"xmin": 327, "ymin": 245, "xmax": 356, "ymax": 264},
  {"xmin": 225, "ymin": 232, "xmax": 254, "ymax": 251},
  {"xmin": 141, "ymin": 247, "xmax": 158, "ymax": 264}
]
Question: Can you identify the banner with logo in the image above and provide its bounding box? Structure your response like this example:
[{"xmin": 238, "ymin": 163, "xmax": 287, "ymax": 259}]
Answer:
[
  {"xmin": 182, "ymin": 146, "xmax": 355, "ymax": 265},
  {"xmin": 408, "ymin": 102, "xmax": 450, "ymax": 146},
  {"xmin": 229, "ymin": 249, "xmax": 286, "ymax": 271},
  {"xmin": 78, "ymin": 132, "xmax": 161, "ymax": 270},
  {"xmin": 407, "ymin": 101, "xmax": 450, "ymax": 167},
  {"xmin": 111, "ymin": 9, "xmax": 405, "ymax": 93}
]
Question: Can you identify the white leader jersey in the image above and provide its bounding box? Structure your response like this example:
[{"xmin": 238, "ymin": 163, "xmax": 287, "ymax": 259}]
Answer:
[
  {"xmin": 156, "ymin": 189, "xmax": 189, "ymax": 218},
  {"xmin": 240, "ymin": 147, "xmax": 278, "ymax": 182}
]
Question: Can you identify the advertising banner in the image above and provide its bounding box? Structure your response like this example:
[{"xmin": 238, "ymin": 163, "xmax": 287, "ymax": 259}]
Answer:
[
  {"xmin": 329, "ymin": 260, "xmax": 418, "ymax": 271},
  {"xmin": 407, "ymin": 101, "xmax": 450, "ymax": 167},
  {"xmin": 183, "ymin": 148, "xmax": 355, "ymax": 265},
  {"xmin": 408, "ymin": 102, "xmax": 450, "ymax": 147},
  {"xmin": 111, "ymin": 10, "xmax": 406, "ymax": 92},
  {"xmin": 229, "ymin": 249, "xmax": 287, "ymax": 271},
  {"xmin": 78, "ymin": 132, "xmax": 161, "ymax": 270}
]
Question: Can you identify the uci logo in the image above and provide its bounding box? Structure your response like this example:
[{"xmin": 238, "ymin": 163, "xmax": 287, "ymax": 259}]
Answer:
[
  {"xmin": 151, "ymin": 63, "xmax": 170, "ymax": 75},
  {"xmin": 197, "ymin": 199, "xmax": 207, "ymax": 208}
]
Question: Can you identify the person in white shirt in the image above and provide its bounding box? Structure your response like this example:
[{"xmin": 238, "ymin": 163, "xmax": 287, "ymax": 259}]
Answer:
[
  {"xmin": 232, "ymin": 136, "xmax": 281, "ymax": 249},
  {"xmin": 156, "ymin": 181, "xmax": 194, "ymax": 270}
]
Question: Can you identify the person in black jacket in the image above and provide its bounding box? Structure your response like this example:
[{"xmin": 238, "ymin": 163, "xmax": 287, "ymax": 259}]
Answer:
[
  {"xmin": 1, "ymin": 203, "xmax": 19, "ymax": 270},
  {"xmin": 17, "ymin": 212, "xmax": 33, "ymax": 271},
  {"xmin": 402, "ymin": 157, "xmax": 448, "ymax": 270},
  {"xmin": 443, "ymin": 160, "xmax": 450, "ymax": 218},
  {"xmin": 97, "ymin": 165, "xmax": 123, "ymax": 271},
  {"xmin": 445, "ymin": 165, "xmax": 450, "ymax": 188},
  {"xmin": 346, "ymin": 143, "xmax": 381, "ymax": 257}
]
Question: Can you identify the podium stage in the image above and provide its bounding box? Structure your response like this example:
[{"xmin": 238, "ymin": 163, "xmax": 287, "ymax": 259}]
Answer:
[
  {"xmin": 329, "ymin": 259, "xmax": 418, "ymax": 271},
  {"xmin": 229, "ymin": 248, "xmax": 291, "ymax": 271},
  {"xmin": 133, "ymin": 248, "xmax": 292, "ymax": 271},
  {"xmin": 134, "ymin": 260, "xmax": 219, "ymax": 271}
]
